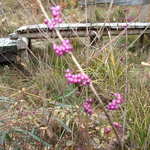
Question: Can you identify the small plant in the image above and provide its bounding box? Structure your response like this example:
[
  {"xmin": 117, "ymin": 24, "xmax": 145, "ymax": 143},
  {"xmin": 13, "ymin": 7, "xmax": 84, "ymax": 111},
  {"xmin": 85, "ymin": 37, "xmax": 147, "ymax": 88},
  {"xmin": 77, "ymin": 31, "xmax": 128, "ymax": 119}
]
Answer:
[
  {"xmin": 107, "ymin": 93, "xmax": 123, "ymax": 110},
  {"xmin": 42, "ymin": 3, "xmax": 123, "ymax": 147},
  {"xmin": 82, "ymin": 98, "xmax": 93, "ymax": 115}
]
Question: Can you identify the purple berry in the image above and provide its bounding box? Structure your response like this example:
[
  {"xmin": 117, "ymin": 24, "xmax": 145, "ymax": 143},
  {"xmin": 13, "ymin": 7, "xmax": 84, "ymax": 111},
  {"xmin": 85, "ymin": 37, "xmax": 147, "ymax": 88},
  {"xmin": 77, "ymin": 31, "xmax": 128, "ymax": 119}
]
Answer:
[
  {"xmin": 56, "ymin": 5, "xmax": 61, "ymax": 11},
  {"xmin": 44, "ymin": 19, "xmax": 49, "ymax": 24},
  {"xmin": 124, "ymin": 8, "xmax": 130, "ymax": 13},
  {"xmin": 116, "ymin": 99, "xmax": 122, "ymax": 104},
  {"xmin": 65, "ymin": 69, "xmax": 70, "ymax": 73},
  {"xmin": 86, "ymin": 98, "xmax": 93, "ymax": 104},
  {"xmin": 75, "ymin": 91, "xmax": 81, "ymax": 95},
  {"xmin": 113, "ymin": 122, "xmax": 120, "ymax": 128},
  {"xmin": 104, "ymin": 127, "xmax": 111, "ymax": 134},
  {"xmin": 114, "ymin": 93, "xmax": 121, "ymax": 98}
]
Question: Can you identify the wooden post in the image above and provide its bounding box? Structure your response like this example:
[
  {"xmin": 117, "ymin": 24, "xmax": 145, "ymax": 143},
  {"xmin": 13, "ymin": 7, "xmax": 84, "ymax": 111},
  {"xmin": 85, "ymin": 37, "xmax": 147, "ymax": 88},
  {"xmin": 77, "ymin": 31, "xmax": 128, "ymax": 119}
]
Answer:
[
  {"xmin": 16, "ymin": 37, "xmax": 30, "ymax": 66},
  {"xmin": 16, "ymin": 37, "xmax": 31, "ymax": 76},
  {"xmin": 138, "ymin": 4, "xmax": 148, "ymax": 48},
  {"xmin": 90, "ymin": 35, "xmax": 103, "ymax": 46},
  {"xmin": 140, "ymin": 4, "xmax": 150, "ymax": 22},
  {"xmin": 16, "ymin": 37, "xmax": 29, "ymax": 50},
  {"xmin": 141, "ymin": 3, "xmax": 150, "ymax": 48},
  {"xmin": 87, "ymin": 1, "xmax": 96, "ymax": 22},
  {"xmin": 139, "ymin": 34, "xmax": 144, "ymax": 48},
  {"xmin": 0, "ymin": 53, "xmax": 17, "ymax": 63}
]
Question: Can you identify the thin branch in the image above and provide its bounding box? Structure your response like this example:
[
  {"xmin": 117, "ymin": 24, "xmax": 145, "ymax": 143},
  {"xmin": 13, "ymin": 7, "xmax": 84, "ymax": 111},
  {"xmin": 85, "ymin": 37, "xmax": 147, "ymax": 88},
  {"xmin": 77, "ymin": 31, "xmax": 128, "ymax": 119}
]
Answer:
[
  {"xmin": 84, "ymin": 0, "xmax": 90, "ymax": 99},
  {"xmin": 122, "ymin": 28, "xmax": 128, "ymax": 150}
]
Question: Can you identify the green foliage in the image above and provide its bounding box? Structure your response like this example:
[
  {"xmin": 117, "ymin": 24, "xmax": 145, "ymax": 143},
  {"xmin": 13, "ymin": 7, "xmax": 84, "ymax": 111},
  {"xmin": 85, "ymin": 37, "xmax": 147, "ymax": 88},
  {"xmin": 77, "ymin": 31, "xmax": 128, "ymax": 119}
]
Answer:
[
  {"xmin": 113, "ymin": 6, "xmax": 125, "ymax": 22},
  {"xmin": 126, "ymin": 89, "xmax": 150, "ymax": 148}
]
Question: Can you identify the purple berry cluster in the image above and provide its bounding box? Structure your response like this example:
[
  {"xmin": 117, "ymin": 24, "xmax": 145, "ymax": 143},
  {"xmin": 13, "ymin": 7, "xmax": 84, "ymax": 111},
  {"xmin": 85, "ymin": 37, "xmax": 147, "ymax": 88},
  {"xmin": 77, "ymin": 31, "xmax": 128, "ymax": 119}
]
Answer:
[
  {"xmin": 44, "ymin": 5, "xmax": 62, "ymax": 29},
  {"xmin": 104, "ymin": 127, "xmax": 111, "ymax": 134},
  {"xmin": 82, "ymin": 98, "xmax": 93, "ymax": 115},
  {"xmin": 104, "ymin": 122, "xmax": 122, "ymax": 134},
  {"xmin": 126, "ymin": 17, "xmax": 133, "ymax": 22},
  {"xmin": 53, "ymin": 40, "xmax": 73, "ymax": 56},
  {"xmin": 124, "ymin": 8, "xmax": 130, "ymax": 13},
  {"xmin": 107, "ymin": 93, "xmax": 123, "ymax": 110},
  {"xmin": 113, "ymin": 122, "xmax": 122, "ymax": 134},
  {"xmin": 65, "ymin": 69, "xmax": 91, "ymax": 86}
]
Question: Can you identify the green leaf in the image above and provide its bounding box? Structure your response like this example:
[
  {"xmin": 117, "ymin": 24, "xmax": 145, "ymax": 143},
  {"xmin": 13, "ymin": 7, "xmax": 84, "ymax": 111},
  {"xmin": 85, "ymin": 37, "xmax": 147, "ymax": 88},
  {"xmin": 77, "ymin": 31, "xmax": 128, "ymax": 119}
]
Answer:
[
  {"xmin": 0, "ymin": 100, "xmax": 16, "ymax": 103},
  {"xmin": 49, "ymin": 101, "xmax": 74, "ymax": 108},
  {"xmin": 0, "ymin": 96, "xmax": 16, "ymax": 103},
  {"xmin": 11, "ymin": 128, "xmax": 51, "ymax": 147},
  {"xmin": 51, "ymin": 115, "xmax": 73, "ymax": 134},
  {"xmin": 0, "ymin": 131, "xmax": 6, "ymax": 145},
  {"xmin": 66, "ymin": 140, "xmax": 73, "ymax": 146},
  {"xmin": 27, "ymin": 131, "xmax": 51, "ymax": 147},
  {"xmin": 5, "ymin": 133, "xmax": 11, "ymax": 143},
  {"xmin": 0, "ymin": 96, "xmax": 15, "ymax": 100},
  {"xmin": 31, "ymin": 126, "xmax": 36, "ymax": 134},
  {"xmin": 53, "ymin": 89, "xmax": 76, "ymax": 100},
  {"xmin": 0, "ymin": 120, "xmax": 5, "ymax": 123}
]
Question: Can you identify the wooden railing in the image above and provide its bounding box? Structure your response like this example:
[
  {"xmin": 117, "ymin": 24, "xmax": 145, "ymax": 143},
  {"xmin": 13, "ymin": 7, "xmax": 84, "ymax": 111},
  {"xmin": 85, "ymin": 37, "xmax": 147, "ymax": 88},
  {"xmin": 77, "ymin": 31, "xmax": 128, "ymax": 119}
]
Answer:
[{"xmin": 9, "ymin": 22, "xmax": 150, "ymax": 39}]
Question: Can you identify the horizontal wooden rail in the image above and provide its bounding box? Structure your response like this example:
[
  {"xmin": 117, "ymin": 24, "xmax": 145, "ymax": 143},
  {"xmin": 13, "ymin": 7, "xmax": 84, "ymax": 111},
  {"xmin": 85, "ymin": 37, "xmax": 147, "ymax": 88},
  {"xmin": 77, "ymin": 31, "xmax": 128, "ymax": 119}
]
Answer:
[{"xmin": 9, "ymin": 23, "xmax": 150, "ymax": 40}]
